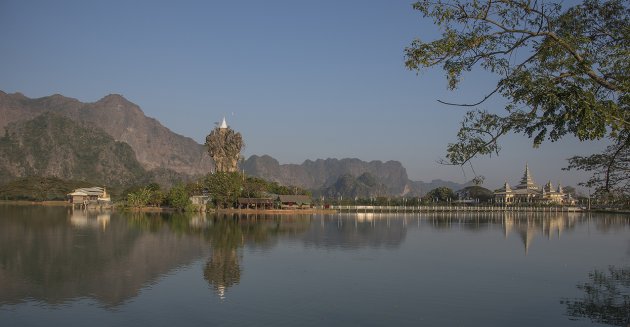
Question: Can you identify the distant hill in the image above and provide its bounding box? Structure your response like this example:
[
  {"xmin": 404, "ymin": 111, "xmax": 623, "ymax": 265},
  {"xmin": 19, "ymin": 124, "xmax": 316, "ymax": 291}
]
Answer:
[
  {"xmin": 0, "ymin": 90, "xmax": 472, "ymax": 195},
  {"xmin": 317, "ymin": 173, "xmax": 388, "ymax": 199},
  {"xmin": 0, "ymin": 91, "xmax": 213, "ymax": 176},
  {"xmin": 0, "ymin": 113, "xmax": 149, "ymax": 186},
  {"xmin": 243, "ymin": 155, "xmax": 410, "ymax": 195},
  {"xmin": 243, "ymin": 155, "xmax": 471, "ymax": 197}
]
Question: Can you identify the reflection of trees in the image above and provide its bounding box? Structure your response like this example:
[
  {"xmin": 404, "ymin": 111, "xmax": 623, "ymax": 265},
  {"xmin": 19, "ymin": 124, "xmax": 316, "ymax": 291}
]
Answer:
[
  {"xmin": 563, "ymin": 266, "xmax": 630, "ymax": 326},
  {"xmin": 204, "ymin": 249, "xmax": 241, "ymax": 300},
  {"xmin": 203, "ymin": 217, "xmax": 244, "ymax": 299},
  {"xmin": 201, "ymin": 215, "xmax": 310, "ymax": 299}
]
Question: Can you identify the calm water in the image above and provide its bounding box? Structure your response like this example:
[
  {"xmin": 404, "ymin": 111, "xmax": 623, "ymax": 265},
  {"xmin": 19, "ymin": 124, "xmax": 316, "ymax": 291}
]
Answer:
[{"xmin": 0, "ymin": 205, "xmax": 629, "ymax": 326}]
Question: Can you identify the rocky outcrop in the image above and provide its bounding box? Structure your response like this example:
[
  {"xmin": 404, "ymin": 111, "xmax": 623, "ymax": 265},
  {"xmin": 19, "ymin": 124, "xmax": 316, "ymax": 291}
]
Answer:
[
  {"xmin": 0, "ymin": 113, "xmax": 149, "ymax": 186},
  {"xmin": 0, "ymin": 91, "xmax": 213, "ymax": 176},
  {"xmin": 243, "ymin": 155, "xmax": 411, "ymax": 195}
]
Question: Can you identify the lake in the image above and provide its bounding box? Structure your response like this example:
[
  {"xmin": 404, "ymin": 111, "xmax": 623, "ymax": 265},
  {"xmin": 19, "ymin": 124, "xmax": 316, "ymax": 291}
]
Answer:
[{"xmin": 0, "ymin": 204, "xmax": 628, "ymax": 326}]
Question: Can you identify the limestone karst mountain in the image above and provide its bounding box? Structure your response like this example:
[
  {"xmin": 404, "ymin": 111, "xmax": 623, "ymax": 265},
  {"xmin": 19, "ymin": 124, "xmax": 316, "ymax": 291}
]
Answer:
[
  {"xmin": 0, "ymin": 91, "xmax": 213, "ymax": 176},
  {"xmin": 242, "ymin": 155, "xmax": 470, "ymax": 196},
  {"xmin": 0, "ymin": 91, "xmax": 469, "ymax": 195},
  {"xmin": 0, "ymin": 113, "xmax": 148, "ymax": 186}
]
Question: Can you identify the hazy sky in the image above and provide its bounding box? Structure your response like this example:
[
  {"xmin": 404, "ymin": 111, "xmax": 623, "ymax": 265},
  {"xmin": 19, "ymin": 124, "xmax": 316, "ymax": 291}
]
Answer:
[{"xmin": 0, "ymin": 0, "xmax": 605, "ymax": 190}]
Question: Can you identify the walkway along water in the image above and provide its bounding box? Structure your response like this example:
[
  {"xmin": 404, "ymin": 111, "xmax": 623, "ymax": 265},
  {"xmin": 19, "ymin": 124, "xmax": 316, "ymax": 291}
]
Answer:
[{"xmin": 330, "ymin": 205, "xmax": 582, "ymax": 213}]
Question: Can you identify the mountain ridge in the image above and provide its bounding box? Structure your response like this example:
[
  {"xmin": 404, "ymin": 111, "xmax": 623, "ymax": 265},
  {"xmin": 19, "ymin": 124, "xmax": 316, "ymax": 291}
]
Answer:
[
  {"xmin": 0, "ymin": 91, "xmax": 471, "ymax": 195},
  {"xmin": 0, "ymin": 91, "xmax": 213, "ymax": 176}
]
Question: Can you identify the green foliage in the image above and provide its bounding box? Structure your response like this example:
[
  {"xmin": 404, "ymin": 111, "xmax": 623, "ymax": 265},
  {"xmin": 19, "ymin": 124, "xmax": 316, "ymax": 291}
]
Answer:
[
  {"xmin": 127, "ymin": 187, "xmax": 151, "ymax": 208},
  {"xmin": 204, "ymin": 172, "xmax": 243, "ymax": 208},
  {"xmin": 242, "ymin": 176, "xmax": 269, "ymax": 198},
  {"xmin": 424, "ymin": 187, "xmax": 456, "ymax": 202},
  {"xmin": 167, "ymin": 183, "xmax": 192, "ymax": 211},
  {"xmin": 405, "ymin": 0, "xmax": 629, "ymax": 194},
  {"xmin": 125, "ymin": 184, "xmax": 165, "ymax": 208},
  {"xmin": 457, "ymin": 185, "xmax": 494, "ymax": 202},
  {"xmin": 0, "ymin": 113, "xmax": 148, "ymax": 187},
  {"xmin": 266, "ymin": 181, "xmax": 310, "ymax": 196},
  {"xmin": 565, "ymin": 138, "xmax": 629, "ymax": 199},
  {"xmin": 198, "ymin": 172, "xmax": 311, "ymax": 208},
  {"xmin": 0, "ymin": 176, "xmax": 93, "ymax": 201}
]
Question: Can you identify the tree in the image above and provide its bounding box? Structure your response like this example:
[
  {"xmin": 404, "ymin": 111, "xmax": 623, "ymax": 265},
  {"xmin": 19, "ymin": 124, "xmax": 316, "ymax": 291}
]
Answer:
[
  {"xmin": 424, "ymin": 187, "xmax": 456, "ymax": 202},
  {"xmin": 167, "ymin": 183, "xmax": 191, "ymax": 211},
  {"xmin": 127, "ymin": 187, "xmax": 151, "ymax": 208},
  {"xmin": 565, "ymin": 140, "xmax": 629, "ymax": 200},
  {"xmin": 405, "ymin": 0, "xmax": 629, "ymax": 194},
  {"xmin": 242, "ymin": 176, "xmax": 268, "ymax": 198},
  {"xmin": 204, "ymin": 172, "xmax": 243, "ymax": 208}
]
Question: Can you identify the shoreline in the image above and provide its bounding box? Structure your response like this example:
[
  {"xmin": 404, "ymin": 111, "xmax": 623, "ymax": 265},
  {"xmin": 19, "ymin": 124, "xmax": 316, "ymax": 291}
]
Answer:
[
  {"xmin": 1, "ymin": 200, "xmax": 628, "ymax": 215},
  {"xmin": 215, "ymin": 208, "xmax": 338, "ymax": 215},
  {"xmin": 0, "ymin": 200, "xmax": 71, "ymax": 206}
]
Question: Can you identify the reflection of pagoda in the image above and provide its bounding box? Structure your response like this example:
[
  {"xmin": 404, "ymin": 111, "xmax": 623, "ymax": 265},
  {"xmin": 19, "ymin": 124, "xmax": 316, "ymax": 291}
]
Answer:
[
  {"xmin": 517, "ymin": 224, "xmax": 537, "ymax": 255},
  {"xmin": 203, "ymin": 249, "xmax": 242, "ymax": 300},
  {"xmin": 502, "ymin": 213, "xmax": 578, "ymax": 255}
]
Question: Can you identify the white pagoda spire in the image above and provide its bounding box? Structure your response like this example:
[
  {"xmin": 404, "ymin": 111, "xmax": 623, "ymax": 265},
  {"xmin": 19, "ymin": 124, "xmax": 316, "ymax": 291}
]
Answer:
[
  {"xmin": 517, "ymin": 163, "xmax": 538, "ymax": 190},
  {"xmin": 219, "ymin": 116, "xmax": 228, "ymax": 129}
]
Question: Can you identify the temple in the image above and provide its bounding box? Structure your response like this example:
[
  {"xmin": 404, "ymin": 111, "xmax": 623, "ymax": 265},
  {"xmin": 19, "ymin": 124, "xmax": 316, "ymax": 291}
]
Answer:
[{"xmin": 494, "ymin": 164, "xmax": 575, "ymax": 205}]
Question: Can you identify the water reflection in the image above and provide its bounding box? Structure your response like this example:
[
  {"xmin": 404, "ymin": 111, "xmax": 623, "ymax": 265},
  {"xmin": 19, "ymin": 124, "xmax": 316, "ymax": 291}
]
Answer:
[
  {"xmin": 69, "ymin": 209, "xmax": 110, "ymax": 230},
  {"xmin": 303, "ymin": 213, "xmax": 407, "ymax": 249},
  {"xmin": 198, "ymin": 214, "xmax": 311, "ymax": 299},
  {"xmin": 0, "ymin": 207, "xmax": 210, "ymax": 308},
  {"xmin": 562, "ymin": 266, "xmax": 630, "ymax": 326},
  {"xmin": 0, "ymin": 205, "xmax": 629, "ymax": 312},
  {"xmin": 415, "ymin": 211, "xmax": 629, "ymax": 255}
]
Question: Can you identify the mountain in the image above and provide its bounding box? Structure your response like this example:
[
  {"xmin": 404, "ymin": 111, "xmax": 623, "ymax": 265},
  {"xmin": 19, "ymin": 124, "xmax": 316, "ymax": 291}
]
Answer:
[
  {"xmin": 0, "ymin": 113, "xmax": 149, "ymax": 186},
  {"xmin": 318, "ymin": 173, "xmax": 388, "ymax": 199},
  {"xmin": 243, "ymin": 155, "xmax": 471, "ymax": 196},
  {"xmin": 0, "ymin": 91, "xmax": 212, "ymax": 176},
  {"xmin": 0, "ymin": 91, "xmax": 471, "ymax": 195},
  {"xmin": 242, "ymin": 155, "xmax": 410, "ymax": 195}
]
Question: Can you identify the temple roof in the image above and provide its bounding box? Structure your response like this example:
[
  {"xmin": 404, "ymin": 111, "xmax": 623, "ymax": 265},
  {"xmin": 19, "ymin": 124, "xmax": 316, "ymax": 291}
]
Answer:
[{"xmin": 516, "ymin": 163, "xmax": 538, "ymax": 190}]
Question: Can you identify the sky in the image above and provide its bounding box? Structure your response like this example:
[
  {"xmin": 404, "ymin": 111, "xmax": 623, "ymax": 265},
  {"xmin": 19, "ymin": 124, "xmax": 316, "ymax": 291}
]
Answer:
[{"xmin": 0, "ymin": 0, "xmax": 606, "ymax": 191}]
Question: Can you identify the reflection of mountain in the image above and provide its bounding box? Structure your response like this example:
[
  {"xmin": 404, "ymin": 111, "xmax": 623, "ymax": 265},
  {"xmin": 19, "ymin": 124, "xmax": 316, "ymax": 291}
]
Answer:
[
  {"xmin": 302, "ymin": 214, "xmax": 407, "ymax": 249},
  {"xmin": 0, "ymin": 206, "xmax": 210, "ymax": 307},
  {"xmin": 3, "ymin": 207, "xmax": 625, "ymax": 308}
]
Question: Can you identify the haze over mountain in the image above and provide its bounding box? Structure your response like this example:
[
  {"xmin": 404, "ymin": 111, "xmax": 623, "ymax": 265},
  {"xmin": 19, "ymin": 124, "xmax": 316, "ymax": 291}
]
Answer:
[
  {"xmin": 242, "ymin": 155, "xmax": 470, "ymax": 196},
  {"xmin": 0, "ymin": 91, "xmax": 213, "ymax": 176},
  {"xmin": 0, "ymin": 91, "xmax": 470, "ymax": 195}
]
